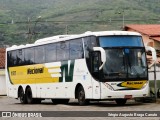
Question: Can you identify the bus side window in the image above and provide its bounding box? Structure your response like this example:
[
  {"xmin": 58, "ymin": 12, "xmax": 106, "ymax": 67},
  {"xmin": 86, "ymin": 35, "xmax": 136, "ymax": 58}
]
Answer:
[
  {"xmin": 70, "ymin": 39, "xmax": 83, "ymax": 59},
  {"xmin": 35, "ymin": 46, "xmax": 45, "ymax": 64},
  {"xmin": 7, "ymin": 52, "xmax": 12, "ymax": 67},
  {"xmin": 83, "ymin": 37, "xmax": 91, "ymax": 58},
  {"xmin": 24, "ymin": 47, "xmax": 34, "ymax": 65},
  {"xmin": 57, "ymin": 41, "xmax": 69, "ymax": 61},
  {"xmin": 45, "ymin": 43, "xmax": 57, "ymax": 63},
  {"xmin": 84, "ymin": 36, "xmax": 97, "ymax": 58},
  {"xmin": 90, "ymin": 36, "xmax": 97, "ymax": 48},
  {"xmin": 17, "ymin": 49, "xmax": 24, "ymax": 66},
  {"xmin": 7, "ymin": 51, "xmax": 17, "ymax": 67},
  {"xmin": 84, "ymin": 36, "xmax": 97, "ymax": 72}
]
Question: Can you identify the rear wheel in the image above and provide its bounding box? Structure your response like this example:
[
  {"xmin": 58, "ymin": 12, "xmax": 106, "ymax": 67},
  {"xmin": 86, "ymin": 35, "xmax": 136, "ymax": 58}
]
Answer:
[
  {"xmin": 115, "ymin": 99, "xmax": 127, "ymax": 105},
  {"xmin": 77, "ymin": 86, "xmax": 89, "ymax": 106},
  {"xmin": 19, "ymin": 88, "xmax": 27, "ymax": 104},
  {"xmin": 25, "ymin": 87, "xmax": 34, "ymax": 104}
]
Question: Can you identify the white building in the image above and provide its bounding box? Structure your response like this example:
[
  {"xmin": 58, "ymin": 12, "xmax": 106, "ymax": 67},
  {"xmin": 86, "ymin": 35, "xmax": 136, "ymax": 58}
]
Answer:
[
  {"xmin": 0, "ymin": 69, "xmax": 6, "ymax": 95},
  {"xmin": 0, "ymin": 48, "xmax": 6, "ymax": 95}
]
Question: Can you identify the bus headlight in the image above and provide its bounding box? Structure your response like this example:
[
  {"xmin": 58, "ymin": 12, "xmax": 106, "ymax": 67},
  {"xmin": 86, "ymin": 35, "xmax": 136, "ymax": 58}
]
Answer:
[{"xmin": 141, "ymin": 81, "xmax": 148, "ymax": 89}]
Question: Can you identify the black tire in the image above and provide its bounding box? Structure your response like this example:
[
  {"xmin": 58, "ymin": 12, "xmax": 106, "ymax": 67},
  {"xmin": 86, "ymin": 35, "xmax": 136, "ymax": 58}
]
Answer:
[
  {"xmin": 19, "ymin": 88, "xmax": 27, "ymax": 104},
  {"xmin": 51, "ymin": 99, "xmax": 69, "ymax": 104},
  {"xmin": 115, "ymin": 99, "xmax": 127, "ymax": 105},
  {"xmin": 25, "ymin": 87, "xmax": 34, "ymax": 104},
  {"xmin": 77, "ymin": 86, "xmax": 89, "ymax": 106},
  {"xmin": 157, "ymin": 89, "xmax": 160, "ymax": 98}
]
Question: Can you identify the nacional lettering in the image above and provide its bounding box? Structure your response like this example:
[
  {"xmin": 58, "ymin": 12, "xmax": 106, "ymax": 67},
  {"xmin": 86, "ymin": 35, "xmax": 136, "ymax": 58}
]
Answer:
[
  {"xmin": 127, "ymin": 81, "xmax": 143, "ymax": 85},
  {"xmin": 27, "ymin": 67, "xmax": 44, "ymax": 74}
]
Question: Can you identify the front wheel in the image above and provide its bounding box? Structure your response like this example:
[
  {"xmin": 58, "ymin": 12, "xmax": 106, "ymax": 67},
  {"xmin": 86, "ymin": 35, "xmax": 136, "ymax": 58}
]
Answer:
[
  {"xmin": 115, "ymin": 99, "xmax": 127, "ymax": 105},
  {"xmin": 157, "ymin": 89, "xmax": 160, "ymax": 98},
  {"xmin": 77, "ymin": 86, "xmax": 89, "ymax": 106}
]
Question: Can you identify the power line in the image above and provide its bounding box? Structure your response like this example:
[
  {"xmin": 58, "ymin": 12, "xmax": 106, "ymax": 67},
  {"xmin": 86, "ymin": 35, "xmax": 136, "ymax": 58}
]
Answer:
[{"xmin": 0, "ymin": 18, "xmax": 160, "ymax": 25}]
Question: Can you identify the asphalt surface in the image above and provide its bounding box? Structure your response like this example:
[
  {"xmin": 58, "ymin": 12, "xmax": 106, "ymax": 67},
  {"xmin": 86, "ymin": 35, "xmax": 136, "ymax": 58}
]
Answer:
[{"xmin": 0, "ymin": 96, "xmax": 160, "ymax": 120}]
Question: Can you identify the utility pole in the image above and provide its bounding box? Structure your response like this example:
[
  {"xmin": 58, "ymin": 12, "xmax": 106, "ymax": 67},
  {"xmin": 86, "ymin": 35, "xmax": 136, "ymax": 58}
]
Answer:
[
  {"xmin": 32, "ymin": 16, "xmax": 41, "ymax": 40},
  {"xmin": 27, "ymin": 16, "xmax": 41, "ymax": 43},
  {"xmin": 115, "ymin": 10, "xmax": 125, "ymax": 29},
  {"xmin": 122, "ymin": 10, "xmax": 124, "ymax": 29},
  {"xmin": 65, "ymin": 24, "xmax": 68, "ymax": 34},
  {"xmin": 27, "ymin": 17, "xmax": 32, "ymax": 43},
  {"xmin": 154, "ymin": 63, "xmax": 157, "ymax": 101}
]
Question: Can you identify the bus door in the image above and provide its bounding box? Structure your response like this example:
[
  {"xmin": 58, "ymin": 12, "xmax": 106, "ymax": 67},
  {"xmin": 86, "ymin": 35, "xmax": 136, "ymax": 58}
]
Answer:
[{"xmin": 91, "ymin": 52, "xmax": 101, "ymax": 99}]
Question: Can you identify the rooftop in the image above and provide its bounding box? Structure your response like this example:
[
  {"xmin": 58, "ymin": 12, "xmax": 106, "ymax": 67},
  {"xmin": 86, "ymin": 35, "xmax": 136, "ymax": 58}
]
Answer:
[
  {"xmin": 0, "ymin": 48, "xmax": 5, "ymax": 69},
  {"xmin": 124, "ymin": 24, "xmax": 160, "ymax": 64},
  {"xmin": 124, "ymin": 24, "xmax": 160, "ymax": 41}
]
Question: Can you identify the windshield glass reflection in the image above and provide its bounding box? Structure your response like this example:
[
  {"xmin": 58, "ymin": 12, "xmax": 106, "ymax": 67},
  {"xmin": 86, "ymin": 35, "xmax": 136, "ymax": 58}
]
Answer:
[{"xmin": 102, "ymin": 48, "xmax": 147, "ymax": 80}]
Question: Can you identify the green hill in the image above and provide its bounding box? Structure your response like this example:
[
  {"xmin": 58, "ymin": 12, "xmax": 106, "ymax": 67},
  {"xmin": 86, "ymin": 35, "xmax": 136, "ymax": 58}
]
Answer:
[{"xmin": 0, "ymin": 0, "xmax": 160, "ymax": 45}]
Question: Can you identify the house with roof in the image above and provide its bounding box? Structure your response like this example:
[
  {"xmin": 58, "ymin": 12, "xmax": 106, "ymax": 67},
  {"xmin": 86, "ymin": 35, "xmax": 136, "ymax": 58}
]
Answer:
[
  {"xmin": 0, "ymin": 48, "xmax": 6, "ymax": 95},
  {"xmin": 124, "ymin": 24, "xmax": 160, "ymax": 63},
  {"xmin": 124, "ymin": 24, "xmax": 160, "ymax": 80}
]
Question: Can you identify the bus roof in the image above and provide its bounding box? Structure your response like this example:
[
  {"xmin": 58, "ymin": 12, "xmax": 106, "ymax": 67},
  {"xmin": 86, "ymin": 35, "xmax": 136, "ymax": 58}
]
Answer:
[{"xmin": 7, "ymin": 31, "xmax": 141, "ymax": 51}]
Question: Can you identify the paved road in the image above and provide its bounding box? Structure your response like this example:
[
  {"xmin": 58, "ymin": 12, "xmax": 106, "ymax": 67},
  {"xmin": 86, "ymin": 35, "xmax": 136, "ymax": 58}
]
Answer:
[{"xmin": 0, "ymin": 96, "xmax": 160, "ymax": 120}]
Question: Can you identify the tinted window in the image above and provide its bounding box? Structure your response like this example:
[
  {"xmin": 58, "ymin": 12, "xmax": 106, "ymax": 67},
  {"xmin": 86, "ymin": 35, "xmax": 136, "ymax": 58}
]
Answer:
[
  {"xmin": 35, "ymin": 46, "xmax": 45, "ymax": 64},
  {"xmin": 99, "ymin": 36, "xmax": 143, "ymax": 47},
  {"xmin": 7, "ymin": 50, "xmax": 17, "ymax": 67},
  {"xmin": 57, "ymin": 41, "xmax": 69, "ymax": 61},
  {"xmin": 24, "ymin": 48, "xmax": 34, "ymax": 64},
  {"xmin": 45, "ymin": 43, "xmax": 57, "ymax": 63},
  {"xmin": 83, "ymin": 36, "xmax": 97, "ymax": 73},
  {"xmin": 7, "ymin": 52, "xmax": 12, "ymax": 67},
  {"xmin": 70, "ymin": 39, "xmax": 83, "ymax": 59},
  {"xmin": 17, "ymin": 49, "xmax": 24, "ymax": 66},
  {"xmin": 84, "ymin": 37, "xmax": 90, "ymax": 58},
  {"xmin": 84, "ymin": 36, "xmax": 97, "ymax": 58}
]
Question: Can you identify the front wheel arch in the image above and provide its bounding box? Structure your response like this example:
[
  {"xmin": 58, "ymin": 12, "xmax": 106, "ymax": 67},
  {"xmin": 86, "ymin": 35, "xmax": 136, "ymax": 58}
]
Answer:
[
  {"xmin": 76, "ymin": 85, "xmax": 89, "ymax": 106},
  {"xmin": 75, "ymin": 83, "xmax": 83, "ymax": 99}
]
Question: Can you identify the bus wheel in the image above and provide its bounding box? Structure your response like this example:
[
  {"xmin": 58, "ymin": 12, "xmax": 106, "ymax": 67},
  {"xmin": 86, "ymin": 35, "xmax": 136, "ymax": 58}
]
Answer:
[
  {"xmin": 77, "ymin": 86, "xmax": 89, "ymax": 106},
  {"xmin": 115, "ymin": 99, "xmax": 127, "ymax": 105},
  {"xmin": 19, "ymin": 88, "xmax": 27, "ymax": 104},
  {"xmin": 25, "ymin": 87, "xmax": 33, "ymax": 104},
  {"xmin": 157, "ymin": 89, "xmax": 160, "ymax": 98}
]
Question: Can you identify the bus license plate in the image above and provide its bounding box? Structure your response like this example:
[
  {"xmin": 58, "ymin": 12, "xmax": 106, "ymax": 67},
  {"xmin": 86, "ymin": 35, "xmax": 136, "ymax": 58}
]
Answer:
[{"xmin": 124, "ymin": 95, "xmax": 132, "ymax": 99}]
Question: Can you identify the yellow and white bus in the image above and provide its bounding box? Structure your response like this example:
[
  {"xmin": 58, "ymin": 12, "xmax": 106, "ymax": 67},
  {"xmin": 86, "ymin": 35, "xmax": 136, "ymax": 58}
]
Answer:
[{"xmin": 6, "ymin": 31, "xmax": 156, "ymax": 105}]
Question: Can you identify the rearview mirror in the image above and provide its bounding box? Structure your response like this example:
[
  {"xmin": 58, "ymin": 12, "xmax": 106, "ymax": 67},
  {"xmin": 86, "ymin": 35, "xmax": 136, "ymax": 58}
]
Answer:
[
  {"xmin": 93, "ymin": 47, "xmax": 106, "ymax": 70},
  {"xmin": 145, "ymin": 46, "xmax": 157, "ymax": 68},
  {"xmin": 92, "ymin": 52, "xmax": 101, "ymax": 73}
]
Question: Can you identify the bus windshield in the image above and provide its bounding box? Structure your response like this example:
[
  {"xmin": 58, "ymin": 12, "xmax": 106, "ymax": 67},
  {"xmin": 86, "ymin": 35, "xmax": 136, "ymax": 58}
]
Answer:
[
  {"xmin": 98, "ymin": 36, "xmax": 147, "ymax": 80},
  {"xmin": 99, "ymin": 35, "xmax": 143, "ymax": 47}
]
